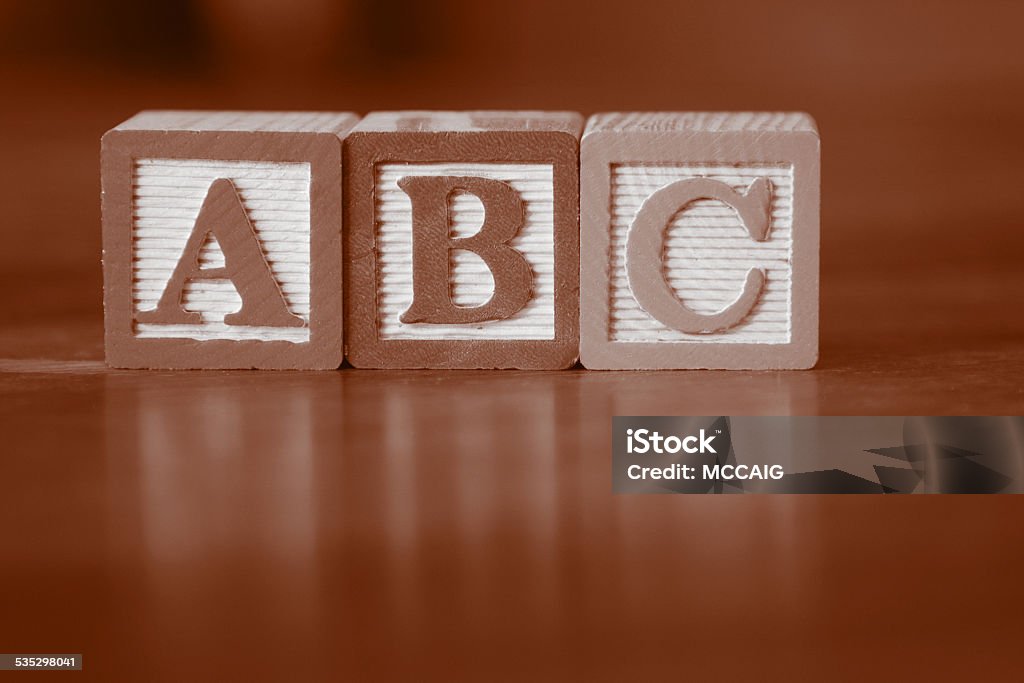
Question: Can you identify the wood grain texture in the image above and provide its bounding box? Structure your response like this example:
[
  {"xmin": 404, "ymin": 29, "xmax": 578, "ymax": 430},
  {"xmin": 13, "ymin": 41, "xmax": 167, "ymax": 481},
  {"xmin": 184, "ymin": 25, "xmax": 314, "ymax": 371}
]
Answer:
[
  {"xmin": 112, "ymin": 110, "xmax": 359, "ymax": 134},
  {"xmin": 350, "ymin": 110, "xmax": 583, "ymax": 134},
  {"xmin": 580, "ymin": 112, "xmax": 819, "ymax": 370},
  {"xmin": 132, "ymin": 158, "xmax": 312, "ymax": 342},
  {"xmin": 375, "ymin": 163, "xmax": 555, "ymax": 340},
  {"xmin": 344, "ymin": 111, "xmax": 582, "ymax": 369},
  {"xmin": 102, "ymin": 111, "xmax": 358, "ymax": 369},
  {"xmin": 609, "ymin": 164, "xmax": 794, "ymax": 343},
  {"xmin": 586, "ymin": 112, "xmax": 816, "ymax": 134}
]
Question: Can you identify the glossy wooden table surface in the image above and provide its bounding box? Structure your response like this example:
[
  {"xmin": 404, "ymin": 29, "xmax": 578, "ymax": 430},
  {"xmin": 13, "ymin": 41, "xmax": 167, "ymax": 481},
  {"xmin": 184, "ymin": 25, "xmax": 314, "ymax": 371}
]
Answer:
[{"xmin": 2, "ymin": 265, "xmax": 1023, "ymax": 681}]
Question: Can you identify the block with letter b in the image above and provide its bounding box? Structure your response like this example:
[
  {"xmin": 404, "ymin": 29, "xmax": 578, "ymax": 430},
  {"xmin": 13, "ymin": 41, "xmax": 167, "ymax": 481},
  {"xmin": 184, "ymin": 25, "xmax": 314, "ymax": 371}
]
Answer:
[
  {"xmin": 580, "ymin": 112, "xmax": 820, "ymax": 369},
  {"xmin": 102, "ymin": 110, "xmax": 358, "ymax": 369},
  {"xmin": 344, "ymin": 111, "xmax": 582, "ymax": 369}
]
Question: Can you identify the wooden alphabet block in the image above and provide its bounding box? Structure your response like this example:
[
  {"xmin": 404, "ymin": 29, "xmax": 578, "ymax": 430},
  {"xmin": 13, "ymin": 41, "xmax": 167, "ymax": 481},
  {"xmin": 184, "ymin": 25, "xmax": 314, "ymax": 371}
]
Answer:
[
  {"xmin": 102, "ymin": 110, "xmax": 359, "ymax": 369},
  {"xmin": 344, "ymin": 111, "xmax": 582, "ymax": 369},
  {"xmin": 580, "ymin": 113, "xmax": 820, "ymax": 369}
]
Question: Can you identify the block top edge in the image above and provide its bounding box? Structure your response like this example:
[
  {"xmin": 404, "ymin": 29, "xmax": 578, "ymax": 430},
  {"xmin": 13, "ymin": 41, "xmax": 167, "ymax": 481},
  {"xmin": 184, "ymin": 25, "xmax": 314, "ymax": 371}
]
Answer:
[
  {"xmin": 110, "ymin": 110, "xmax": 361, "ymax": 135},
  {"xmin": 584, "ymin": 112, "xmax": 818, "ymax": 136},
  {"xmin": 352, "ymin": 111, "xmax": 584, "ymax": 136}
]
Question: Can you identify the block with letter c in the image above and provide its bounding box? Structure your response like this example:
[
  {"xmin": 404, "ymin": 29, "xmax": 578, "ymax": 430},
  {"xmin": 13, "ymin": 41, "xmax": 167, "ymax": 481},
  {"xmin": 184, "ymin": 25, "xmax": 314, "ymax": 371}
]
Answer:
[{"xmin": 580, "ymin": 112, "xmax": 820, "ymax": 369}]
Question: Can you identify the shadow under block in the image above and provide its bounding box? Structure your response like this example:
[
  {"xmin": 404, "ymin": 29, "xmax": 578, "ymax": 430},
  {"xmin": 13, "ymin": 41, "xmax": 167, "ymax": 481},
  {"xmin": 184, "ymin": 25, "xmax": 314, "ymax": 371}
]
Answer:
[
  {"xmin": 579, "ymin": 113, "xmax": 820, "ymax": 370},
  {"xmin": 344, "ymin": 111, "xmax": 583, "ymax": 369},
  {"xmin": 102, "ymin": 110, "xmax": 359, "ymax": 369}
]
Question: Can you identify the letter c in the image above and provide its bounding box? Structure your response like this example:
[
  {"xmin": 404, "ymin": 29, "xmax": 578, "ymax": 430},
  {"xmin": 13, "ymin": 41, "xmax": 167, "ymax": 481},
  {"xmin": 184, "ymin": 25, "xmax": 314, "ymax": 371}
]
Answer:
[{"xmin": 625, "ymin": 177, "xmax": 772, "ymax": 334}]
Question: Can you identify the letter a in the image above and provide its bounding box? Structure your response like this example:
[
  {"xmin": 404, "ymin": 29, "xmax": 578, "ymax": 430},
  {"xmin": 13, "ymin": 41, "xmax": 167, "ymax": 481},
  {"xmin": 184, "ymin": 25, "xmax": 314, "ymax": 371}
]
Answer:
[
  {"xmin": 397, "ymin": 176, "xmax": 533, "ymax": 324},
  {"xmin": 136, "ymin": 178, "xmax": 303, "ymax": 328}
]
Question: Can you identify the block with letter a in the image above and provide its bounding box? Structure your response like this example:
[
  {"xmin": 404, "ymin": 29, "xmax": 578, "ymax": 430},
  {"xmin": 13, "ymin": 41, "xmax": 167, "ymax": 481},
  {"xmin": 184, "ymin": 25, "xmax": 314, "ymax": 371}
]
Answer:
[
  {"xmin": 580, "ymin": 112, "xmax": 820, "ymax": 369},
  {"xmin": 344, "ymin": 111, "xmax": 582, "ymax": 369},
  {"xmin": 102, "ymin": 110, "xmax": 358, "ymax": 369}
]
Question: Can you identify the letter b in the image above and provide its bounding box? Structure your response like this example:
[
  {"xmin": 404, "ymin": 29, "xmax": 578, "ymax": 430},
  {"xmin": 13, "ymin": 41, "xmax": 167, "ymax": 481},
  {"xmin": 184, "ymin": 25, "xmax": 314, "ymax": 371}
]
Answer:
[{"xmin": 397, "ymin": 176, "xmax": 533, "ymax": 325}]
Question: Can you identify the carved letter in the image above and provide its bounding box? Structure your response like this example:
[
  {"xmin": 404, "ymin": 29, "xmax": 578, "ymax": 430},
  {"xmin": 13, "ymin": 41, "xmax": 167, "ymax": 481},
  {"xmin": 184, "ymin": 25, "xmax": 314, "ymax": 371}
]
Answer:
[
  {"xmin": 397, "ymin": 176, "xmax": 533, "ymax": 324},
  {"xmin": 136, "ymin": 178, "xmax": 303, "ymax": 328},
  {"xmin": 625, "ymin": 177, "xmax": 772, "ymax": 334}
]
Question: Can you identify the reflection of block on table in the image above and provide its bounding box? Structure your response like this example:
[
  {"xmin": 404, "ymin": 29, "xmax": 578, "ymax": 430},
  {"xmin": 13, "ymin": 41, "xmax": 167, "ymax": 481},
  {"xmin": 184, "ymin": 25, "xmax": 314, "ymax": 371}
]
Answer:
[
  {"xmin": 344, "ymin": 111, "xmax": 582, "ymax": 369},
  {"xmin": 580, "ymin": 113, "xmax": 820, "ymax": 370},
  {"xmin": 102, "ymin": 110, "xmax": 359, "ymax": 369}
]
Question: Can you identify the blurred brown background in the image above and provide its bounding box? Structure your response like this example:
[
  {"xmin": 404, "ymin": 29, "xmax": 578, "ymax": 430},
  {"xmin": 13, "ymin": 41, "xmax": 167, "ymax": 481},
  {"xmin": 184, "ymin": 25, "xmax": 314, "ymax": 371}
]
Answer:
[
  {"xmin": 2, "ymin": 2, "xmax": 1024, "ymax": 681},
  {"xmin": 1, "ymin": 0, "xmax": 1023, "ymax": 331}
]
